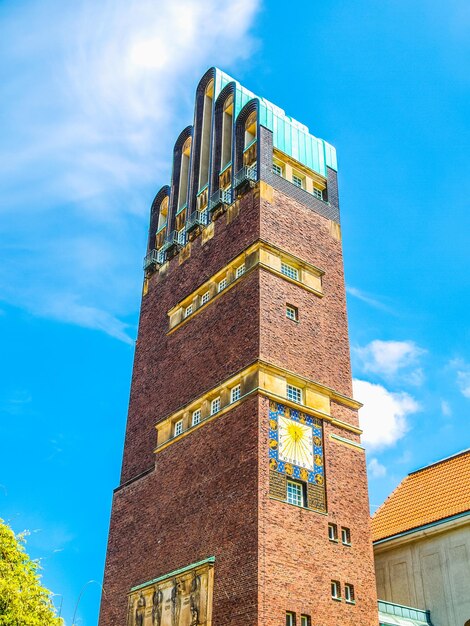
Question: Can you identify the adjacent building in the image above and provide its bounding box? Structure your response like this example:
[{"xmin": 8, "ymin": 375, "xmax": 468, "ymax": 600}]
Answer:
[
  {"xmin": 372, "ymin": 449, "xmax": 470, "ymax": 626},
  {"xmin": 99, "ymin": 67, "xmax": 379, "ymax": 626}
]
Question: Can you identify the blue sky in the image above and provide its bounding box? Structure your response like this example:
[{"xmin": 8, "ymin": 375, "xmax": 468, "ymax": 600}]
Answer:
[{"xmin": 0, "ymin": 0, "xmax": 469, "ymax": 623}]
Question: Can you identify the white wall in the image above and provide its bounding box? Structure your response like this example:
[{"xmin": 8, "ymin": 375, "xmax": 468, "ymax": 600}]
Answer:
[{"xmin": 374, "ymin": 520, "xmax": 470, "ymax": 626}]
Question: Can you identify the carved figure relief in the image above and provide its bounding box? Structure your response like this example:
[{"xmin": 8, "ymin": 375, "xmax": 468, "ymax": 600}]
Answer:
[
  {"xmin": 171, "ymin": 578, "xmax": 182, "ymax": 626},
  {"xmin": 135, "ymin": 592, "xmax": 146, "ymax": 626},
  {"xmin": 152, "ymin": 587, "xmax": 163, "ymax": 626},
  {"xmin": 127, "ymin": 560, "xmax": 214, "ymax": 626},
  {"xmin": 189, "ymin": 573, "xmax": 201, "ymax": 625}
]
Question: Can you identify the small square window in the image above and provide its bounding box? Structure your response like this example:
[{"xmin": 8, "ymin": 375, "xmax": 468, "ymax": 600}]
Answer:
[
  {"xmin": 211, "ymin": 397, "xmax": 221, "ymax": 415},
  {"xmin": 218, "ymin": 278, "xmax": 227, "ymax": 292},
  {"xmin": 286, "ymin": 304, "xmax": 298, "ymax": 321},
  {"xmin": 286, "ymin": 384, "xmax": 302, "ymax": 404},
  {"xmin": 174, "ymin": 419, "xmax": 183, "ymax": 437},
  {"xmin": 230, "ymin": 385, "xmax": 241, "ymax": 403},
  {"xmin": 192, "ymin": 409, "xmax": 201, "ymax": 426},
  {"xmin": 273, "ymin": 163, "xmax": 283, "ymax": 176},
  {"xmin": 201, "ymin": 291, "xmax": 210, "ymax": 305},
  {"xmin": 341, "ymin": 527, "xmax": 351, "ymax": 546},
  {"xmin": 235, "ymin": 264, "xmax": 246, "ymax": 279},
  {"xmin": 345, "ymin": 583, "xmax": 355, "ymax": 603},
  {"xmin": 281, "ymin": 262, "xmax": 299, "ymax": 281},
  {"xmin": 313, "ymin": 187, "xmax": 323, "ymax": 200},
  {"xmin": 286, "ymin": 612, "xmax": 295, "ymax": 626},
  {"xmin": 300, "ymin": 616, "xmax": 310, "ymax": 626},
  {"xmin": 328, "ymin": 523, "xmax": 338, "ymax": 542},
  {"xmin": 292, "ymin": 173, "xmax": 304, "ymax": 189},
  {"xmin": 184, "ymin": 304, "xmax": 193, "ymax": 318},
  {"xmin": 331, "ymin": 580, "xmax": 341, "ymax": 600},
  {"xmin": 286, "ymin": 480, "xmax": 304, "ymax": 507}
]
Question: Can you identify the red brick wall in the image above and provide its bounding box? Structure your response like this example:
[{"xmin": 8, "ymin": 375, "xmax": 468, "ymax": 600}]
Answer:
[
  {"xmin": 258, "ymin": 398, "xmax": 377, "ymax": 626},
  {"xmin": 260, "ymin": 187, "xmax": 353, "ymax": 398},
  {"xmin": 100, "ymin": 396, "xmax": 260, "ymax": 626},
  {"xmin": 100, "ymin": 184, "xmax": 378, "ymax": 626},
  {"xmin": 121, "ymin": 190, "xmax": 260, "ymax": 484}
]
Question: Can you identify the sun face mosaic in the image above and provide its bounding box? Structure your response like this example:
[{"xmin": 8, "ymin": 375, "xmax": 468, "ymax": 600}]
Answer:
[{"xmin": 268, "ymin": 401, "xmax": 326, "ymax": 511}]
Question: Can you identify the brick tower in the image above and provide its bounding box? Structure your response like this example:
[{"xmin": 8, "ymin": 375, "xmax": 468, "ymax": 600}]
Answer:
[{"xmin": 99, "ymin": 68, "xmax": 378, "ymax": 626}]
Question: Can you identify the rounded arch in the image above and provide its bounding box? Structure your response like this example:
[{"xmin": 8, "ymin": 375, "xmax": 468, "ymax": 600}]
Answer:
[
  {"xmin": 234, "ymin": 98, "xmax": 259, "ymax": 177},
  {"xmin": 188, "ymin": 67, "xmax": 217, "ymax": 213},
  {"xmin": 464, "ymin": 620, "xmax": 470, "ymax": 626},
  {"xmin": 148, "ymin": 185, "xmax": 170, "ymax": 251},
  {"xmin": 168, "ymin": 125, "xmax": 193, "ymax": 232},
  {"xmin": 211, "ymin": 81, "xmax": 236, "ymax": 192}
]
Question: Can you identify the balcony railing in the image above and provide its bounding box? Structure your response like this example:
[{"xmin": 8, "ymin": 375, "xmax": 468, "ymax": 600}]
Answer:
[
  {"xmin": 234, "ymin": 164, "xmax": 257, "ymax": 188},
  {"xmin": 186, "ymin": 209, "xmax": 209, "ymax": 232},
  {"xmin": 143, "ymin": 248, "xmax": 165, "ymax": 271},
  {"xmin": 208, "ymin": 188, "xmax": 232, "ymax": 213}
]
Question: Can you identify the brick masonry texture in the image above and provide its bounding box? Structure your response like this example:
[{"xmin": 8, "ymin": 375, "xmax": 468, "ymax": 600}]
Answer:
[{"xmin": 100, "ymin": 182, "xmax": 378, "ymax": 625}]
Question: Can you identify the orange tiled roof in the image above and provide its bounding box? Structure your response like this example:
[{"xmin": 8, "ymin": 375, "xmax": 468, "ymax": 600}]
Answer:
[{"xmin": 372, "ymin": 449, "xmax": 470, "ymax": 542}]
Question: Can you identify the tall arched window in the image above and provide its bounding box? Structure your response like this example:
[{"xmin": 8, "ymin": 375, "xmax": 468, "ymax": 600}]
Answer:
[
  {"xmin": 221, "ymin": 95, "xmax": 234, "ymax": 170},
  {"xmin": 157, "ymin": 196, "xmax": 169, "ymax": 231},
  {"xmin": 198, "ymin": 79, "xmax": 214, "ymax": 191},
  {"xmin": 244, "ymin": 111, "xmax": 257, "ymax": 149},
  {"xmin": 177, "ymin": 137, "xmax": 191, "ymax": 211}
]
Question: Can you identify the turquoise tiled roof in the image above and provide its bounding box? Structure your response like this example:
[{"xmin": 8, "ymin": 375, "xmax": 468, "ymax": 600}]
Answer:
[{"xmin": 212, "ymin": 68, "xmax": 337, "ymax": 176}]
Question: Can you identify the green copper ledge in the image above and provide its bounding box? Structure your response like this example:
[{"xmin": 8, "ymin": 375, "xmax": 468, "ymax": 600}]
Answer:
[
  {"xmin": 212, "ymin": 67, "xmax": 337, "ymax": 177},
  {"xmin": 130, "ymin": 556, "xmax": 216, "ymax": 593}
]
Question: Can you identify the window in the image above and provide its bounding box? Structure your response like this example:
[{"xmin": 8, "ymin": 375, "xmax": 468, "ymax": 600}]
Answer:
[
  {"xmin": 281, "ymin": 262, "xmax": 299, "ymax": 281},
  {"xmin": 331, "ymin": 580, "xmax": 341, "ymax": 600},
  {"xmin": 218, "ymin": 278, "xmax": 227, "ymax": 292},
  {"xmin": 312, "ymin": 187, "xmax": 323, "ymax": 200},
  {"xmin": 300, "ymin": 616, "xmax": 310, "ymax": 626},
  {"xmin": 235, "ymin": 264, "xmax": 246, "ymax": 278},
  {"xmin": 286, "ymin": 612, "xmax": 295, "ymax": 626},
  {"xmin": 287, "ymin": 384, "xmax": 302, "ymax": 404},
  {"xmin": 211, "ymin": 397, "xmax": 221, "ymax": 415},
  {"xmin": 230, "ymin": 385, "xmax": 241, "ymax": 403},
  {"xmin": 192, "ymin": 409, "xmax": 201, "ymax": 426},
  {"xmin": 345, "ymin": 583, "xmax": 355, "ymax": 603},
  {"xmin": 328, "ymin": 523, "xmax": 338, "ymax": 542},
  {"xmin": 286, "ymin": 480, "xmax": 304, "ymax": 507},
  {"xmin": 286, "ymin": 304, "xmax": 298, "ymax": 321},
  {"xmin": 273, "ymin": 162, "xmax": 283, "ymax": 176},
  {"xmin": 341, "ymin": 527, "xmax": 351, "ymax": 546},
  {"xmin": 184, "ymin": 304, "xmax": 193, "ymax": 318},
  {"xmin": 177, "ymin": 228, "xmax": 185, "ymax": 245},
  {"xmin": 174, "ymin": 419, "xmax": 183, "ymax": 437},
  {"xmin": 201, "ymin": 291, "xmax": 210, "ymax": 305},
  {"xmin": 292, "ymin": 173, "xmax": 304, "ymax": 189}
]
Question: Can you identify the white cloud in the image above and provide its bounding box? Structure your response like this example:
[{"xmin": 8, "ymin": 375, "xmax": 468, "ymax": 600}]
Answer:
[
  {"xmin": 0, "ymin": 0, "xmax": 260, "ymax": 341},
  {"xmin": 354, "ymin": 339, "xmax": 426, "ymax": 383},
  {"xmin": 441, "ymin": 400, "xmax": 452, "ymax": 416},
  {"xmin": 368, "ymin": 457, "xmax": 387, "ymax": 478},
  {"xmin": 450, "ymin": 359, "xmax": 470, "ymax": 398},
  {"xmin": 346, "ymin": 286, "xmax": 395, "ymax": 314},
  {"xmin": 353, "ymin": 379, "xmax": 420, "ymax": 450}
]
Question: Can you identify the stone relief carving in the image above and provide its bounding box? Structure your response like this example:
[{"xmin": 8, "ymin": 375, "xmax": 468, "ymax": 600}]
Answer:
[{"xmin": 127, "ymin": 560, "xmax": 214, "ymax": 626}]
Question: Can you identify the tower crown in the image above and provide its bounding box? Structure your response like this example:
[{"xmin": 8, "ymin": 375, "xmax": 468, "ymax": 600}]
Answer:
[{"xmin": 144, "ymin": 68, "xmax": 338, "ymax": 273}]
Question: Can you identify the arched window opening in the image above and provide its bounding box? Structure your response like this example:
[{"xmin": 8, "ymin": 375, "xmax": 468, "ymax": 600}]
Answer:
[
  {"xmin": 198, "ymin": 79, "xmax": 214, "ymax": 191},
  {"xmin": 157, "ymin": 197, "xmax": 169, "ymax": 232},
  {"xmin": 243, "ymin": 111, "xmax": 257, "ymax": 167},
  {"xmin": 177, "ymin": 137, "xmax": 191, "ymax": 211},
  {"xmin": 464, "ymin": 620, "xmax": 470, "ymax": 626},
  {"xmin": 221, "ymin": 95, "xmax": 234, "ymax": 171},
  {"xmin": 244, "ymin": 111, "xmax": 257, "ymax": 149}
]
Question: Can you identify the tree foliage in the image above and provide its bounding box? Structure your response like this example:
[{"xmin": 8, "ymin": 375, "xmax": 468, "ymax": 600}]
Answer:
[{"xmin": 0, "ymin": 518, "xmax": 63, "ymax": 626}]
